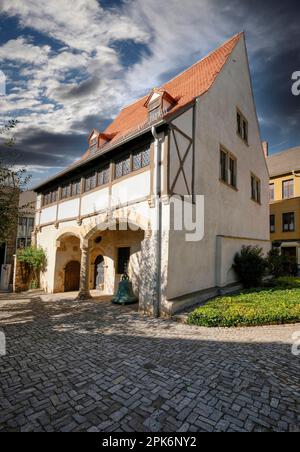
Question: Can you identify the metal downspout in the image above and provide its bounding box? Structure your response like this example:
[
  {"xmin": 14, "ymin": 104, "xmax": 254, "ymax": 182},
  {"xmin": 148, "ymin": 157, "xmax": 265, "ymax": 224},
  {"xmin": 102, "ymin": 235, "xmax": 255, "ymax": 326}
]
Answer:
[{"xmin": 151, "ymin": 126, "xmax": 162, "ymax": 318}]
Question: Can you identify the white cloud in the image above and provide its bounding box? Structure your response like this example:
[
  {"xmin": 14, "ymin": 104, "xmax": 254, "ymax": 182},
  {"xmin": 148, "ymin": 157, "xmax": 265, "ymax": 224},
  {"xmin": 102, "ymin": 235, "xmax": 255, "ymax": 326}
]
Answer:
[
  {"xmin": 0, "ymin": 37, "xmax": 50, "ymax": 64},
  {"xmin": 0, "ymin": 0, "xmax": 149, "ymax": 51},
  {"xmin": 0, "ymin": 0, "xmax": 297, "ymax": 179}
]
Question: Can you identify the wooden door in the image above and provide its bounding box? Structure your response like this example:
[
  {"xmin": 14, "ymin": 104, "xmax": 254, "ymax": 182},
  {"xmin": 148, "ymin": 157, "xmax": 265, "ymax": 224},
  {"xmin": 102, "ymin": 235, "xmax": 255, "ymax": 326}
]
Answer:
[{"xmin": 64, "ymin": 261, "xmax": 80, "ymax": 292}]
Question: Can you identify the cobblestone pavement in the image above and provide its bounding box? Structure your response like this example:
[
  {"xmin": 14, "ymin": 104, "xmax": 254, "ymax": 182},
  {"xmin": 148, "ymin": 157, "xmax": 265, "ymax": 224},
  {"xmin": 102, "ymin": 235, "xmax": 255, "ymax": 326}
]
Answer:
[{"xmin": 0, "ymin": 291, "xmax": 300, "ymax": 432}]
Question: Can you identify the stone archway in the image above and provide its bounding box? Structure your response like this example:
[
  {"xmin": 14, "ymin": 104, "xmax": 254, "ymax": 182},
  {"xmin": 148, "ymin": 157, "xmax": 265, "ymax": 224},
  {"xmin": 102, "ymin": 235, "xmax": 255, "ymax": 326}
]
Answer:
[
  {"xmin": 53, "ymin": 232, "xmax": 82, "ymax": 293},
  {"xmin": 82, "ymin": 217, "xmax": 147, "ymax": 300}
]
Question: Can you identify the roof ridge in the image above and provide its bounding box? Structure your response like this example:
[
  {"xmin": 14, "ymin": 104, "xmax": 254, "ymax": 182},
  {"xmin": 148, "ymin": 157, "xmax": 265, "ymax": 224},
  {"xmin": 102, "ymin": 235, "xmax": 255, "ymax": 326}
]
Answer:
[
  {"xmin": 118, "ymin": 32, "xmax": 244, "ymax": 114},
  {"xmin": 161, "ymin": 32, "xmax": 244, "ymax": 87}
]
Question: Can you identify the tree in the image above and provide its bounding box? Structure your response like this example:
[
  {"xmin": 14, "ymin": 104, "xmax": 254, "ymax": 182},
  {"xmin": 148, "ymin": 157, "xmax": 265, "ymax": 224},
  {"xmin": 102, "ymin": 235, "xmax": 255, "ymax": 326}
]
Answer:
[
  {"xmin": 0, "ymin": 120, "xmax": 31, "ymax": 243},
  {"xmin": 17, "ymin": 246, "xmax": 47, "ymax": 289}
]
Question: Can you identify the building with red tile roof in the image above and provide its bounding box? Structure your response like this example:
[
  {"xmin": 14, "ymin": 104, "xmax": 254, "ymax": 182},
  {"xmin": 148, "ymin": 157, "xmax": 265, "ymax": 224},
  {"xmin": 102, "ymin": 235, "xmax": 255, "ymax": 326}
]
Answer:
[{"xmin": 34, "ymin": 33, "xmax": 270, "ymax": 317}]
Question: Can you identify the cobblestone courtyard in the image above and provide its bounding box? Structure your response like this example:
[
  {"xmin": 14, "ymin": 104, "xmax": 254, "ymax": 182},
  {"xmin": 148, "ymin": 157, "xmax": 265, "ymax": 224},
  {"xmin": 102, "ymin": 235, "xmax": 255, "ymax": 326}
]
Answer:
[{"xmin": 0, "ymin": 291, "xmax": 299, "ymax": 432}]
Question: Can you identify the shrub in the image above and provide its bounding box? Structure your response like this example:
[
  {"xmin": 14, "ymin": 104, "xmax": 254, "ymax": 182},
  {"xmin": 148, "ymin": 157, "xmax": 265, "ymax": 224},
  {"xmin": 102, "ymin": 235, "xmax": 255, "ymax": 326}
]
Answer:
[
  {"xmin": 267, "ymin": 248, "xmax": 298, "ymax": 277},
  {"xmin": 17, "ymin": 246, "xmax": 47, "ymax": 289},
  {"xmin": 233, "ymin": 246, "xmax": 267, "ymax": 288},
  {"xmin": 267, "ymin": 248, "xmax": 285, "ymax": 278}
]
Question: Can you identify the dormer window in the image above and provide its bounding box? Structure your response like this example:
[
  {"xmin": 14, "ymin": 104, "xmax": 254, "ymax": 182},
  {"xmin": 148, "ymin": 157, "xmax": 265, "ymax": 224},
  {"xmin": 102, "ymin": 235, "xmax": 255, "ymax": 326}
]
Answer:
[
  {"xmin": 148, "ymin": 97, "xmax": 162, "ymax": 122},
  {"xmin": 145, "ymin": 89, "xmax": 176, "ymax": 123},
  {"xmin": 88, "ymin": 129, "xmax": 100, "ymax": 155},
  {"xmin": 90, "ymin": 137, "xmax": 97, "ymax": 154}
]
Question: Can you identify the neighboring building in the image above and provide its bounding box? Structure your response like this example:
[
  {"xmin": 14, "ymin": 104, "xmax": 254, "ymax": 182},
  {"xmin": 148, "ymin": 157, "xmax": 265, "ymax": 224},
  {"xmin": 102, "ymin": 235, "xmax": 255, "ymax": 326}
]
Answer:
[
  {"xmin": 0, "ymin": 190, "xmax": 36, "ymax": 290},
  {"xmin": 33, "ymin": 33, "xmax": 270, "ymax": 316},
  {"xmin": 17, "ymin": 191, "xmax": 36, "ymax": 249},
  {"xmin": 267, "ymin": 146, "xmax": 300, "ymax": 272}
]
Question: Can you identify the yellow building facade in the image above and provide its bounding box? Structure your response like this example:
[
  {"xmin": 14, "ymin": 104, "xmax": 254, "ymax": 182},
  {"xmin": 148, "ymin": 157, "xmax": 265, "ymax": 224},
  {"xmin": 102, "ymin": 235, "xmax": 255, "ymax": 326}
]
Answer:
[{"xmin": 267, "ymin": 146, "xmax": 300, "ymax": 271}]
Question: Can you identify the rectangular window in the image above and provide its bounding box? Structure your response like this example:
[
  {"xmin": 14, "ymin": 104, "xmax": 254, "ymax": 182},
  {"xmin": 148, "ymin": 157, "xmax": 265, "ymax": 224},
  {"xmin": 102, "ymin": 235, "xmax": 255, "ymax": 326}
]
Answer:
[
  {"xmin": 282, "ymin": 179, "xmax": 294, "ymax": 199},
  {"xmin": 117, "ymin": 247, "xmax": 130, "ymax": 274},
  {"xmin": 61, "ymin": 184, "xmax": 71, "ymax": 199},
  {"xmin": 251, "ymin": 174, "xmax": 261, "ymax": 203},
  {"xmin": 85, "ymin": 173, "xmax": 97, "ymax": 192},
  {"xmin": 133, "ymin": 148, "xmax": 150, "ymax": 171},
  {"xmin": 70, "ymin": 179, "xmax": 81, "ymax": 197},
  {"xmin": 229, "ymin": 157, "xmax": 237, "ymax": 188},
  {"xmin": 43, "ymin": 189, "xmax": 58, "ymax": 206},
  {"xmin": 269, "ymin": 183, "xmax": 275, "ymax": 201},
  {"xmin": 115, "ymin": 155, "xmax": 131, "ymax": 179},
  {"xmin": 283, "ymin": 212, "xmax": 295, "ymax": 232},
  {"xmin": 220, "ymin": 150, "xmax": 227, "ymax": 183},
  {"xmin": 237, "ymin": 109, "xmax": 248, "ymax": 144},
  {"xmin": 97, "ymin": 166, "xmax": 110, "ymax": 186},
  {"xmin": 220, "ymin": 148, "xmax": 237, "ymax": 188},
  {"xmin": 27, "ymin": 218, "xmax": 34, "ymax": 238},
  {"xmin": 270, "ymin": 215, "xmax": 275, "ymax": 233}
]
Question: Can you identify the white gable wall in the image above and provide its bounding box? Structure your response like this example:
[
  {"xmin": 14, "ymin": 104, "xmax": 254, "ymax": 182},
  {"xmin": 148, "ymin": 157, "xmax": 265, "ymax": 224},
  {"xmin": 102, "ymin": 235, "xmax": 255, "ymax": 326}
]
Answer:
[{"xmin": 166, "ymin": 37, "xmax": 270, "ymax": 302}]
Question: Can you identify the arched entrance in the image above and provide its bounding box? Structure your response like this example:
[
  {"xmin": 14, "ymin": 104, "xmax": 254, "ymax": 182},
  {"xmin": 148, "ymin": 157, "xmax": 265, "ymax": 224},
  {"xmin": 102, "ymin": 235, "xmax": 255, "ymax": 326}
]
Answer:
[
  {"xmin": 64, "ymin": 261, "xmax": 80, "ymax": 292},
  {"xmin": 94, "ymin": 255, "xmax": 104, "ymax": 289}
]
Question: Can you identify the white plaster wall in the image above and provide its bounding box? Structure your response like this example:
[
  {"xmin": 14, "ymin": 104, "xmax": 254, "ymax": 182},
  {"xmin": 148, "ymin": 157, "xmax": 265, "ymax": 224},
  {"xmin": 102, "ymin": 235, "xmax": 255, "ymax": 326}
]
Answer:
[
  {"xmin": 57, "ymin": 198, "xmax": 80, "ymax": 220},
  {"xmin": 40, "ymin": 205, "xmax": 57, "ymax": 225},
  {"xmin": 81, "ymin": 187, "xmax": 109, "ymax": 216},
  {"xmin": 167, "ymin": 36, "xmax": 270, "ymax": 299},
  {"xmin": 169, "ymin": 108, "xmax": 194, "ymax": 196},
  {"xmin": 111, "ymin": 171, "xmax": 150, "ymax": 206},
  {"xmin": 216, "ymin": 236, "xmax": 270, "ymax": 287}
]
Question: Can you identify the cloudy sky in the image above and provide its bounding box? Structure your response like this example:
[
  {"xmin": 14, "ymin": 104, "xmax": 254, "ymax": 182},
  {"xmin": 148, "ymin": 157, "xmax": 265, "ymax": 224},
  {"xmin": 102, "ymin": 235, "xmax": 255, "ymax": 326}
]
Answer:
[{"xmin": 0, "ymin": 0, "xmax": 299, "ymax": 187}]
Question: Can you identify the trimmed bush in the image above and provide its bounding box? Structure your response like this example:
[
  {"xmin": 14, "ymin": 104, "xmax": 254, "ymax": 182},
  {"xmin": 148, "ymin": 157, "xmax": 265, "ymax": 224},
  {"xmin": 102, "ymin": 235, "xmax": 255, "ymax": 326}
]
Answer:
[{"xmin": 233, "ymin": 246, "xmax": 267, "ymax": 288}]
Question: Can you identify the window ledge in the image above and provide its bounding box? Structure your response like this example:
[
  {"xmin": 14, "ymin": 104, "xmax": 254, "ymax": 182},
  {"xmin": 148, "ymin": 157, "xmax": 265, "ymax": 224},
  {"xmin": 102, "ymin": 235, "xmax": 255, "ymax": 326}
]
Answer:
[{"xmin": 219, "ymin": 178, "xmax": 238, "ymax": 192}]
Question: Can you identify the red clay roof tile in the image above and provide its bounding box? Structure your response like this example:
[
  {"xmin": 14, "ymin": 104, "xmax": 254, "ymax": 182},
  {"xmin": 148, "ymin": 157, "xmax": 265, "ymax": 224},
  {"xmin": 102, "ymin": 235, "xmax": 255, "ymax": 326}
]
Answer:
[{"xmin": 83, "ymin": 32, "xmax": 243, "ymax": 160}]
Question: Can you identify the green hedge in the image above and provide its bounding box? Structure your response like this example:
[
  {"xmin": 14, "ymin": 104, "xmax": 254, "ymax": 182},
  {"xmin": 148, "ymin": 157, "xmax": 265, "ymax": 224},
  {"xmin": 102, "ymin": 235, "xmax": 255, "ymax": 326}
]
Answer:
[{"xmin": 188, "ymin": 284, "xmax": 300, "ymax": 327}]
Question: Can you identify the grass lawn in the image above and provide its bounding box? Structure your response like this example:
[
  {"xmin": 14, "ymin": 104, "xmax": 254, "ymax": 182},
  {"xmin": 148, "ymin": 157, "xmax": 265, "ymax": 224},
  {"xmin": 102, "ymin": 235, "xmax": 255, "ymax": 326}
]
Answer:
[{"xmin": 188, "ymin": 277, "xmax": 300, "ymax": 328}]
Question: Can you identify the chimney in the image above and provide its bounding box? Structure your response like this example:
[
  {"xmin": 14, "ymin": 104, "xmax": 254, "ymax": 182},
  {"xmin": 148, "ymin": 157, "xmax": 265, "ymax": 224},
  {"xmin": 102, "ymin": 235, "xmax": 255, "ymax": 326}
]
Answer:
[{"xmin": 262, "ymin": 141, "xmax": 269, "ymax": 158}]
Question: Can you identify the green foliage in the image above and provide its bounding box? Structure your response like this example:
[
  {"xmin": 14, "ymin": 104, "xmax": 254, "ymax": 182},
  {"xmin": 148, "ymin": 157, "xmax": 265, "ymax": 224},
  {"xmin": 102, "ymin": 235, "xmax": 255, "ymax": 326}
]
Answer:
[
  {"xmin": 275, "ymin": 277, "xmax": 300, "ymax": 289},
  {"xmin": 233, "ymin": 246, "xmax": 267, "ymax": 288},
  {"xmin": 0, "ymin": 120, "xmax": 31, "ymax": 242},
  {"xmin": 188, "ymin": 279, "xmax": 300, "ymax": 327},
  {"xmin": 17, "ymin": 246, "xmax": 47, "ymax": 289},
  {"xmin": 267, "ymin": 248, "xmax": 285, "ymax": 278},
  {"xmin": 267, "ymin": 248, "xmax": 298, "ymax": 278}
]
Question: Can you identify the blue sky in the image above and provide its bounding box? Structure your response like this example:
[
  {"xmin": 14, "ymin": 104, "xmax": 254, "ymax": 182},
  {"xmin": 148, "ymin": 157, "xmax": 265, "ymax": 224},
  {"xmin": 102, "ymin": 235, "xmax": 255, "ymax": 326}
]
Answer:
[{"xmin": 0, "ymin": 0, "xmax": 299, "ymax": 187}]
